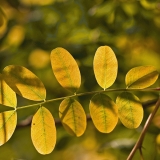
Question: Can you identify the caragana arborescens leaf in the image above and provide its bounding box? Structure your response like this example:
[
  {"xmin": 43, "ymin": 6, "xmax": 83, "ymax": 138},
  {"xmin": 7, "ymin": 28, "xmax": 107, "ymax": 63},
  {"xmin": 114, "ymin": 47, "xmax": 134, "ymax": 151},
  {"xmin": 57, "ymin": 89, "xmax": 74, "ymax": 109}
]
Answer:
[
  {"xmin": 125, "ymin": 65, "xmax": 159, "ymax": 89},
  {"xmin": 89, "ymin": 93, "xmax": 118, "ymax": 133},
  {"xmin": 2, "ymin": 65, "xmax": 46, "ymax": 101},
  {"xmin": 93, "ymin": 46, "xmax": 118, "ymax": 89},
  {"xmin": 31, "ymin": 106, "xmax": 56, "ymax": 155},
  {"xmin": 0, "ymin": 110, "xmax": 17, "ymax": 146},
  {"xmin": 51, "ymin": 47, "xmax": 81, "ymax": 93},
  {"xmin": 0, "ymin": 74, "xmax": 17, "ymax": 108},
  {"xmin": 59, "ymin": 98, "xmax": 86, "ymax": 137},
  {"xmin": 116, "ymin": 92, "xmax": 143, "ymax": 129}
]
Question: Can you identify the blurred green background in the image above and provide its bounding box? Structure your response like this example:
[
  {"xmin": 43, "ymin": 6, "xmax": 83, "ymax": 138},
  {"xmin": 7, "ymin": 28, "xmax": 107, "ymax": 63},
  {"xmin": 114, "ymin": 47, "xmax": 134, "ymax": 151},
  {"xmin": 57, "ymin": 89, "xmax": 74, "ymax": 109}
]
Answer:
[{"xmin": 0, "ymin": 0, "xmax": 160, "ymax": 159}]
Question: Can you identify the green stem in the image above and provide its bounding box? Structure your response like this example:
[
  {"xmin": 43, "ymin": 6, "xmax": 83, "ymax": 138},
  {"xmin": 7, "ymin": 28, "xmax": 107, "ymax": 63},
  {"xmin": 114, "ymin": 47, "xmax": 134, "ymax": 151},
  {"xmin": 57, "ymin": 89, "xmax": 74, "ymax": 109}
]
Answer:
[{"xmin": 16, "ymin": 87, "xmax": 159, "ymax": 110}]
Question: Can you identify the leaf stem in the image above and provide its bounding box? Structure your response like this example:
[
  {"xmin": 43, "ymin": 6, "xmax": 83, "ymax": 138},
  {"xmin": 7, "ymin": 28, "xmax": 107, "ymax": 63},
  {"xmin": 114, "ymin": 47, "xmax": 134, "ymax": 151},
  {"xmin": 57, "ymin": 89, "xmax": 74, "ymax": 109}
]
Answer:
[
  {"xmin": 16, "ymin": 87, "xmax": 159, "ymax": 110},
  {"xmin": 127, "ymin": 97, "xmax": 160, "ymax": 160}
]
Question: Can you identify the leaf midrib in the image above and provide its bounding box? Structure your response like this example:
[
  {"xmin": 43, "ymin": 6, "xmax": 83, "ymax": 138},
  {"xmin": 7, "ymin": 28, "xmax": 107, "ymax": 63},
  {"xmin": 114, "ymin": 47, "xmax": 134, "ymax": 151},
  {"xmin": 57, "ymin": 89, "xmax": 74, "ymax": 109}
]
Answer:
[
  {"xmin": 55, "ymin": 49, "xmax": 75, "ymax": 93},
  {"xmin": 127, "ymin": 70, "xmax": 158, "ymax": 88}
]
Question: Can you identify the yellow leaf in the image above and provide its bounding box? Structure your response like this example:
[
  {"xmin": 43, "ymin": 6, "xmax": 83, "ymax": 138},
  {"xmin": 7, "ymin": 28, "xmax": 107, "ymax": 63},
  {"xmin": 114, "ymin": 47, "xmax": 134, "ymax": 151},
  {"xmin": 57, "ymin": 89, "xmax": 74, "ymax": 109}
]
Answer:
[
  {"xmin": 116, "ymin": 92, "xmax": 143, "ymax": 129},
  {"xmin": 0, "ymin": 111, "xmax": 17, "ymax": 146},
  {"xmin": 0, "ymin": 74, "xmax": 17, "ymax": 108},
  {"xmin": 20, "ymin": 0, "xmax": 55, "ymax": 6},
  {"xmin": 89, "ymin": 93, "xmax": 118, "ymax": 133},
  {"xmin": 126, "ymin": 66, "xmax": 159, "ymax": 89},
  {"xmin": 2, "ymin": 65, "xmax": 46, "ymax": 101},
  {"xmin": 93, "ymin": 46, "xmax": 118, "ymax": 89},
  {"xmin": 51, "ymin": 47, "xmax": 81, "ymax": 93},
  {"xmin": 59, "ymin": 98, "xmax": 86, "ymax": 137},
  {"xmin": 31, "ymin": 107, "xmax": 56, "ymax": 155}
]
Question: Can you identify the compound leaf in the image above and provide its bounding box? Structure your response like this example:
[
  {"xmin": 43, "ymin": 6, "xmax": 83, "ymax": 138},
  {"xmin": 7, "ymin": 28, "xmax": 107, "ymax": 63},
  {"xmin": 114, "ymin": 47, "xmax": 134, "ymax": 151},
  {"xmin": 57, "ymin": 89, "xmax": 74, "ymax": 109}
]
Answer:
[
  {"xmin": 0, "ymin": 110, "xmax": 17, "ymax": 146},
  {"xmin": 51, "ymin": 47, "xmax": 81, "ymax": 93},
  {"xmin": 126, "ymin": 65, "xmax": 159, "ymax": 89},
  {"xmin": 0, "ymin": 74, "xmax": 17, "ymax": 108},
  {"xmin": 93, "ymin": 46, "xmax": 118, "ymax": 89},
  {"xmin": 59, "ymin": 98, "xmax": 86, "ymax": 137},
  {"xmin": 116, "ymin": 92, "xmax": 143, "ymax": 129},
  {"xmin": 31, "ymin": 106, "xmax": 56, "ymax": 155},
  {"xmin": 89, "ymin": 93, "xmax": 118, "ymax": 133},
  {"xmin": 2, "ymin": 65, "xmax": 46, "ymax": 101}
]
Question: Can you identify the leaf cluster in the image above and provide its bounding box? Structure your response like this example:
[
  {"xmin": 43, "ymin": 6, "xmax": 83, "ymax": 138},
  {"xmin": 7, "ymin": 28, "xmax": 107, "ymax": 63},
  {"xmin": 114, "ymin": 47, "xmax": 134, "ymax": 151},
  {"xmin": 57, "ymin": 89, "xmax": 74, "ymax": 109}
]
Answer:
[{"xmin": 0, "ymin": 46, "xmax": 159, "ymax": 155}]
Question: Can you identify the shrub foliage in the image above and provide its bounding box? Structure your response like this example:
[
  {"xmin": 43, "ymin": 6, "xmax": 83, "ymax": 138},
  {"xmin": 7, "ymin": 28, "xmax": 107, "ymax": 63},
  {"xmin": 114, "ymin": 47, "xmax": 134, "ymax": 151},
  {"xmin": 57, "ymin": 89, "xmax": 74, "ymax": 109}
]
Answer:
[{"xmin": 0, "ymin": 46, "xmax": 159, "ymax": 155}]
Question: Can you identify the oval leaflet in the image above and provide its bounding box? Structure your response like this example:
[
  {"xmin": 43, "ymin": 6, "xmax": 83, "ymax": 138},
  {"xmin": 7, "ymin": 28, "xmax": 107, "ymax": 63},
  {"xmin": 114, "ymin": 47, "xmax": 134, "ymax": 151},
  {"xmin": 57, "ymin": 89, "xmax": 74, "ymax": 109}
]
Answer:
[
  {"xmin": 2, "ymin": 65, "xmax": 46, "ymax": 101},
  {"xmin": 59, "ymin": 98, "xmax": 86, "ymax": 137},
  {"xmin": 125, "ymin": 65, "xmax": 159, "ymax": 89},
  {"xmin": 116, "ymin": 92, "xmax": 143, "ymax": 129},
  {"xmin": 93, "ymin": 46, "xmax": 118, "ymax": 89},
  {"xmin": 89, "ymin": 93, "xmax": 118, "ymax": 133},
  {"xmin": 31, "ymin": 106, "xmax": 56, "ymax": 155},
  {"xmin": 51, "ymin": 47, "xmax": 81, "ymax": 93}
]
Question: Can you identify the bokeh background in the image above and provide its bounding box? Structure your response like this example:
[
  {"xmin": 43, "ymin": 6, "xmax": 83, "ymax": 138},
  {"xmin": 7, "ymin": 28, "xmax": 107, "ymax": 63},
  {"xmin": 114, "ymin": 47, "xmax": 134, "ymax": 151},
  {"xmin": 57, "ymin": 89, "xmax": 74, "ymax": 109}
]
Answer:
[{"xmin": 0, "ymin": 0, "xmax": 160, "ymax": 159}]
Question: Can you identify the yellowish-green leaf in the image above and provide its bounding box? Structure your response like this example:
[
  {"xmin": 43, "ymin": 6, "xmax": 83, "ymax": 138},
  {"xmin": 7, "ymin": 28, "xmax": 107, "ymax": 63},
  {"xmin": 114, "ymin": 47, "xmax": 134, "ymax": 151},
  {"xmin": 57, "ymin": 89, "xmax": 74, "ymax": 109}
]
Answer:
[
  {"xmin": 126, "ymin": 65, "xmax": 159, "ymax": 89},
  {"xmin": 93, "ymin": 46, "xmax": 118, "ymax": 89},
  {"xmin": 31, "ymin": 106, "xmax": 56, "ymax": 155},
  {"xmin": 51, "ymin": 47, "xmax": 81, "ymax": 93},
  {"xmin": 2, "ymin": 65, "xmax": 46, "ymax": 101},
  {"xmin": 89, "ymin": 93, "xmax": 118, "ymax": 133},
  {"xmin": 116, "ymin": 92, "xmax": 143, "ymax": 129},
  {"xmin": 0, "ymin": 110, "xmax": 17, "ymax": 146},
  {"xmin": 59, "ymin": 98, "xmax": 86, "ymax": 137},
  {"xmin": 0, "ymin": 74, "xmax": 17, "ymax": 108}
]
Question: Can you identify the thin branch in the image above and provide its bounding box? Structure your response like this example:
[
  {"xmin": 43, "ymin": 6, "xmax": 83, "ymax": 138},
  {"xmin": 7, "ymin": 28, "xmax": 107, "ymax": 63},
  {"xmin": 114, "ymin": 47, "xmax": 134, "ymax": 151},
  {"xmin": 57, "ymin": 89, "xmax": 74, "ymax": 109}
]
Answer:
[
  {"xmin": 127, "ymin": 97, "xmax": 160, "ymax": 160},
  {"xmin": 16, "ymin": 87, "xmax": 159, "ymax": 110},
  {"xmin": 16, "ymin": 98, "xmax": 158, "ymax": 128}
]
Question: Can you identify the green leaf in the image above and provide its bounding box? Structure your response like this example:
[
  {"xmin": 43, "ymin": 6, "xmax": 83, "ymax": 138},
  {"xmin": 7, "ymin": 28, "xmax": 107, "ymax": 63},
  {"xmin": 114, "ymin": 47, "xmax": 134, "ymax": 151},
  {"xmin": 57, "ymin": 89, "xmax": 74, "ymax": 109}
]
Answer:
[
  {"xmin": 93, "ymin": 46, "xmax": 118, "ymax": 89},
  {"xmin": 126, "ymin": 65, "xmax": 159, "ymax": 89},
  {"xmin": 2, "ymin": 65, "xmax": 46, "ymax": 101},
  {"xmin": 116, "ymin": 92, "xmax": 143, "ymax": 129},
  {"xmin": 31, "ymin": 106, "xmax": 56, "ymax": 155},
  {"xmin": 0, "ymin": 110, "xmax": 17, "ymax": 146},
  {"xmin": 0, "ymin": 74, "xmax": 17, "ymax": 108},
  {"xmin": 51, "ymin": 47, "xmax": 81, "ymax": 93},
  {"xmin": 59, "ymin": 98, "xmax": 86, "ymax": 137},
  {"xmin": 89, "ymin": 93, "xmax": 118, "ymax": 133}
]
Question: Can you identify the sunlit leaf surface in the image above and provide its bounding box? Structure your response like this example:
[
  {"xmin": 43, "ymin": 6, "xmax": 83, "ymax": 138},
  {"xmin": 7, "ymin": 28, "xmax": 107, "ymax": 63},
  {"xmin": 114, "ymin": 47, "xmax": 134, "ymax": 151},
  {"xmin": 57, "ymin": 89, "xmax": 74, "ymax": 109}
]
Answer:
[
  {"xmin": 51, "ymin": 47, "xmax": 81, "ymax": 93},
  {"xmin": 126, "ymin": 65, "xmax": 159, "ymax": 89},
  {"xmin": 116, "ymin": 92, "xmax": 143, "ymax": 129},
  {"xmin": 31, "ymin": 107, "xmax": 56, "ymax": 155},
  {"xmin": 2, "ymin": 65, "xmax": 46, "ymax": 101},
  {"xmin": 93, "ymin": 46, "xmax": 118, "ymax": 89},
  {"xmin": 89, "ymin": 93, "xmax": 118, "ymax": 133},
  {"xmin": 0, "ymin": 111, "xmax": 17, "ymax": 146},
  {"xmin": 0, "ymin": 74, "xmax": 17, "ymax": 108},
  {"xmin": 59, "ymin": 98, "xmax": 86, "ymax": 137}
]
